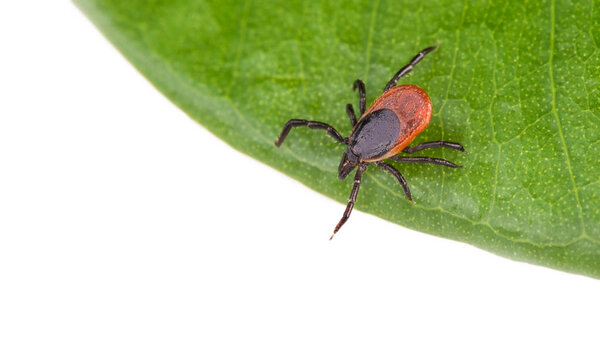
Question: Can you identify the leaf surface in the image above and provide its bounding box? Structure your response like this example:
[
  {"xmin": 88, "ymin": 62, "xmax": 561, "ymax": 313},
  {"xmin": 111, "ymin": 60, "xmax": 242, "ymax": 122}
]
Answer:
[{"xmin": 75, "ymin": 0, "xmax": 600, "ymax": 278}]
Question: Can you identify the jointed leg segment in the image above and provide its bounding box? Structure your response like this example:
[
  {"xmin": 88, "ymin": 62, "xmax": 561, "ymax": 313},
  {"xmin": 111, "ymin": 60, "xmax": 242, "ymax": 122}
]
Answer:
[
  {"xmin": 402, "ymin": 141, "xmax": 466, "ymax": 154},
  {"xmin": 383, "ymin": 44, "xmax": 439, "ymax": 92},
  {"xmin": 390, "ymin": 155, "xmax": 463, "ymax": 168},
  {"xmin": 275, "ymin": 119, "xmax": 346, "ymax": 147},
  {"xmin": 376, "ymin": 162, "xmax": 414, "ymax": 202},
  {"xmin": 346, "ymin": 104, "xmax": 357, "ymax": 127},
  {"xmin": 346, "ymin": 79, "xmax": 367, "ymax": 127},
  {"xmin": 330, "ymin": 163, "xmax": 368, "ymax": 240},
  {"xmin": 353, "ymin": 79, "xmax": 366, "ymax": 116}
]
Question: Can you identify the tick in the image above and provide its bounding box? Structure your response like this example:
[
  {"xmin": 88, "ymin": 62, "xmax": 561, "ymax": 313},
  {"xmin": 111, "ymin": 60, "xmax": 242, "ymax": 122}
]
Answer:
[{"xmin": 275, "ymin": 44, "xmax": 466, "ymax": 240}]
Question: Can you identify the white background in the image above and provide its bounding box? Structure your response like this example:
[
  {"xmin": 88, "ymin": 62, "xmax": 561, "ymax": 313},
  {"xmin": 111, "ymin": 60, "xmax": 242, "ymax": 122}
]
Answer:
[{"xmin": 1, "ymin": 2, "xmax": 599, "ymax": 336}]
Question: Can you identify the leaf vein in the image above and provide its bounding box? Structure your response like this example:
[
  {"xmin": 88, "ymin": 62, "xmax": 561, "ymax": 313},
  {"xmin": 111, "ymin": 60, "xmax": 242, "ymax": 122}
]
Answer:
[
  {"xmin": 548, "ymin": 0, "xmax": 585, "ymax": 228},
  {"xmin": 438, "ymin": 0, "xmax": 468, "ymax": 206},
  {"xmin": 363, "ymin": 0, "xmax": 380, "ymax": 81},
  {"xmin": 225, "ymin": 0, "xmax": 251, "ymax": 97}
]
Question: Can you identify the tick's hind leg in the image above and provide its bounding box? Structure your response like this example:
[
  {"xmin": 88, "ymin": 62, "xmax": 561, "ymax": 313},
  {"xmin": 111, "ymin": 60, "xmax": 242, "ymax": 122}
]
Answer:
[
  {"xmin": 376, "ymin": 162, "xmax": 414, "ymax": 203},
  {"xmin": 402, "ymin": 141, "xmax": 466, "ymax": 154},
  {"xmin": 330, "ymin": 163, "xmax": 368, "ymax": 240},
  {"xmin": 391, "ymin": 155, "xmax": 463, "ymax": 168},
  {"xmin": 383, "ymin": 43, "xmax": 439, "ymax": 92},
  {"xmin": 275, "ymin": 119, "xmax": 347, "ymax": 147}
]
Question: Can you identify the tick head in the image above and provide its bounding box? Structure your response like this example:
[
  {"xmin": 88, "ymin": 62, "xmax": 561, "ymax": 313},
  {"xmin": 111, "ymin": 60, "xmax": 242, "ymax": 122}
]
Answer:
[{"xmin": 338, "ymin": 149, "xmax": 359, "ymax": 180}]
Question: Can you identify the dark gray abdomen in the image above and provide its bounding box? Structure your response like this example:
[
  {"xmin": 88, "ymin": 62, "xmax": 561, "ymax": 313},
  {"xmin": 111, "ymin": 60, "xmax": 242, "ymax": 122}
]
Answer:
[{"xmin": 349, "ymin": 109, "xmax": 401, "ymax": 160}]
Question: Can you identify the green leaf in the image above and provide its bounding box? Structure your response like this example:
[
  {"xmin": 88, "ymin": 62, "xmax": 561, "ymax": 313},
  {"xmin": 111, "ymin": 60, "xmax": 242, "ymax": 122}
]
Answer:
[{"xmin": 75, "ymin": 0, "xmax": 600, "ymax": 278}]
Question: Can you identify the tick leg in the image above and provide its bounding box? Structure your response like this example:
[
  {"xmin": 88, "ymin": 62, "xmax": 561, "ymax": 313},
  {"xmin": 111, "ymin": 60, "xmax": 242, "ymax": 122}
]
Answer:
[
  {"xmin": 402, "ymin": 141, "xmax": 466, "ymax": 154},
  {"xmin": 353, "ymin": 79, "xmax": 366, "ymax": 116},
  {"xmin": 346, "ymin": 104, "xmax": 357, "ymax": 127},
  {"xmin": 390, "ymin": 155, "xmax": 463, "ymax": 168},
  {"xmin": 275, "ymin": 119, "xmax": 347, "ymax": 147},
  {"xmin": 383, "ymin": 43, "xmax": 439, "ymax": 93},
  {"xmin": 330, "ymin": 163, "xmax": 368, "ymax": 240},
  {"xmin": 376, "ymin": 162, "xmax": 414, "ymax": 203}
]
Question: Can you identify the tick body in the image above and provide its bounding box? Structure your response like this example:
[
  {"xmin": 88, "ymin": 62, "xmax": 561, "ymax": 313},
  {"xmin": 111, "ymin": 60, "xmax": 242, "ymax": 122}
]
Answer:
[
  {"xmin": 275, "ymin": 44, "xmax": 466, "ymax": 239},
  {"xmin": 349, "ymin": 85, "xmax": 432, "ymax": 162}
]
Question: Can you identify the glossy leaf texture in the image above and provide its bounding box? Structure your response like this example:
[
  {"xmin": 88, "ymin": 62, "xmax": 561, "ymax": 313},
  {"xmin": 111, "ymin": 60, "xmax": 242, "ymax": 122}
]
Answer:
[{"xmin": 75, "ymin": 0, "xmax": 600, "ymax": 278}]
